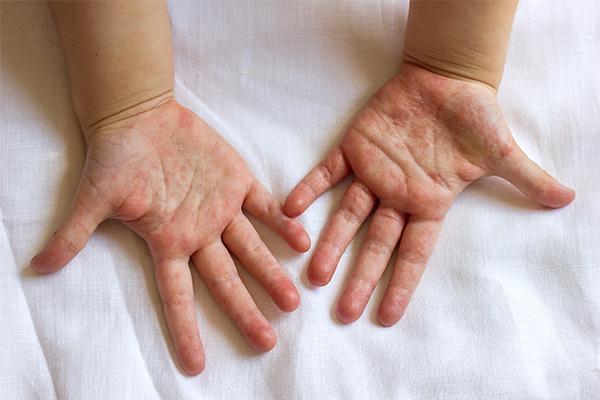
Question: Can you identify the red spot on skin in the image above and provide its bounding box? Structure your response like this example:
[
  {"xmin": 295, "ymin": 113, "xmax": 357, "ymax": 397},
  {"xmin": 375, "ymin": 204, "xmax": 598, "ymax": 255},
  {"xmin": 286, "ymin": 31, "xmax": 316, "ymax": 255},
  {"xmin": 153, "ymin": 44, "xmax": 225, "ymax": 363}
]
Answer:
[{"xmin": 178, "ymin": 109, "xmax": 195, "ymax": 129}]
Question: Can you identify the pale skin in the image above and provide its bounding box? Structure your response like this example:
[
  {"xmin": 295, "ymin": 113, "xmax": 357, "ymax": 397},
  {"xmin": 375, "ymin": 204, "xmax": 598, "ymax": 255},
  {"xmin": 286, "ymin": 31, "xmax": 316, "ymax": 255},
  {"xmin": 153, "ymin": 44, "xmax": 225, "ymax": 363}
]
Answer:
[
  {"xmin": 32, "ymin": 0, "xmax": 575, "ymax": 375},
  {"xmin": 285, "ymin": 0, "xmax": 575, "ymax": 324}
]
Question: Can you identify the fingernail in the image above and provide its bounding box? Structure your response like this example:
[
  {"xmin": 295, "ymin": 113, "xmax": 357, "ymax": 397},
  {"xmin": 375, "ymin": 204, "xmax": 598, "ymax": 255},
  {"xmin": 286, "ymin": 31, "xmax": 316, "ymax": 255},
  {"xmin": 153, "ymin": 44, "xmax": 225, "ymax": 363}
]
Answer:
[{"xmin": 30, "ymin": 254, "xmax": 41, "ymax": 270}]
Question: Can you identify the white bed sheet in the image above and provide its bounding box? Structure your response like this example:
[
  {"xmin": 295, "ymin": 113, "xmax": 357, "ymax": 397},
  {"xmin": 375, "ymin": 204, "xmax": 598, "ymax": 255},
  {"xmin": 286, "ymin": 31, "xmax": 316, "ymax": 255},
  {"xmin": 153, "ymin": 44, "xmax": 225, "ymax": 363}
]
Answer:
[{"xmin": 1, "ymin": 1, "xmax": 599, "ymax": 398}]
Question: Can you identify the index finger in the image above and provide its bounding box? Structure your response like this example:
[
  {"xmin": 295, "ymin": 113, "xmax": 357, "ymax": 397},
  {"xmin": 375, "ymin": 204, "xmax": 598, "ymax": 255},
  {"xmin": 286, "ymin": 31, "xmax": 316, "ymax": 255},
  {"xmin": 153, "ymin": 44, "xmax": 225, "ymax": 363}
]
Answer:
[
  {"xmin": 284, "ymin": 144, "xmax": 351, "ymax": 217},
  {"xmin": 244, "ymin": 179, "xmax": 311, "ymax": 253}
]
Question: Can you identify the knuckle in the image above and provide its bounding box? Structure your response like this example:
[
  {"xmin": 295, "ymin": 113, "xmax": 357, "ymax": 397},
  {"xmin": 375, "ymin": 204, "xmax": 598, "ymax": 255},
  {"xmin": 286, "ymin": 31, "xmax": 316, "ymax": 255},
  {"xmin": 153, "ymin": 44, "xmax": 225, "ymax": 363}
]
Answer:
[
  {"xmin": 261, "ymin": 265, "xmax": 285, "ymax": 286},
  {"xmin": 338, "ymin": 206, "xmax": 362, "ymax": 225},
  {"xmin": 246, "ymin": 237, "xmax": 263, "ymax": 254},
  {"xmin": 55, "ymin": 231, "xmax": 82, "ymax": 256},
  {"xmin": 209, "ymin": 270, "xmax": 241, "ymax": 293},
  {"xmin": 251, "ymin": 188, "xmax": 276, "ymax": 218},
  {"xmin": 318, "ymin": 236, "xmax": 345, "ymax": 260},
  {"xmin": 316, "ymin": 164, "xmax": 334, "ymax": 186},
  {"xmin": 236, "ymin": 305, "xmax": 262, "ymax": 329},
  {"xmin": 339, "ymin": 185, "xmax": 376, "ymax": 223},
  {"xmin": 351, "ymin": 181, "xmax": 376, "ymax": 202},
  {"xmin": 277, "ymin": 216, "xmax": 297, "ymax": 234},
  {"xmin": 161, "ymin": 292, "xmax": 195, "ymax": 311},
  {"xmin": 363, "ymin": 236, "xmax": 392, "ymax": 257},
  {"xmin": 350, "ymin": 277, "xmax": 376, "ymax": 296},
  {"xmin": 338, "ymin": 193, "xmax": 372, "ymax": 224},
  {"xmin": 377, "ymin": 207, "xmax": 402, "ymax": 224},
  {"xmin": 397, "ymin": 249, "xmax": 426, "ymax": 269}
]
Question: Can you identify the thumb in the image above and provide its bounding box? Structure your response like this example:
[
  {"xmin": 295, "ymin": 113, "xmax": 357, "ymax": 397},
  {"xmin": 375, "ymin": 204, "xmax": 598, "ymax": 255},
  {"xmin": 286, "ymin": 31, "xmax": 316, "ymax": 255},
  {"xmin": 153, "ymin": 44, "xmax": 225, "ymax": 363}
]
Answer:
[
  {"xmin": 31, "ymin": 181, "xmax": 111, "ymax": 273},
  {"xmin": 495, "ymin": 146, "xmax": 575, "ymax": 209}
]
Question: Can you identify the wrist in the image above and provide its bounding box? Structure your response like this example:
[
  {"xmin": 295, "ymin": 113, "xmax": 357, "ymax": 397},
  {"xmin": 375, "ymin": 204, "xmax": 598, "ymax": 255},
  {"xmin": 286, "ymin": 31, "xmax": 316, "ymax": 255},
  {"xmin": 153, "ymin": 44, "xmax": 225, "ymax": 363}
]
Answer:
[
  {"xmin": 50, "ymin": 0, "xmax": 174, "ymax": 140},
  {"xmin": 400, "ymin": 54, "xmax": 499, "ymax": 95},
  {"xmin": 403, "ymin": 0, "xmax": 518, "ymax": 91},
  {"xmin": 71, "ymin": 67, "xmax": 174, "ymax": 140},
  {"xmin": 83, "ymin": 89, "xmax": 175, "ymax": 142}
]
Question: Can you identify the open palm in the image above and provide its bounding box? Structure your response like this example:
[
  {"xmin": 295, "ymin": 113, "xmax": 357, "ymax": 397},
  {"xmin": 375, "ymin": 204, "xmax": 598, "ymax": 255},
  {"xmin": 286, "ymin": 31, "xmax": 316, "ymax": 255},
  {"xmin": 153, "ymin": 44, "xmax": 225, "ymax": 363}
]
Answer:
[
  {"xmin": 285, "ymin": 63, "xmax": 574, "ymax": 326},
  {"xmin": 31, "ymin": 100, "xmax": 310, "ymax": 375}
]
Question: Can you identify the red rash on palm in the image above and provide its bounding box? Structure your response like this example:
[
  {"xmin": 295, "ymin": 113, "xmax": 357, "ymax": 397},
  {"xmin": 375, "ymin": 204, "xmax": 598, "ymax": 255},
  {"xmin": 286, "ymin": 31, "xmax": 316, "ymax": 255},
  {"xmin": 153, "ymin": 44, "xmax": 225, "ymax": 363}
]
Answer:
[
  {"xmin": 285, "ymin": 63, "xmax": 575, "ymax": 326},
  {"xmin": 31, "ymin": 100, "xmax": 310, "ymax": 375}
]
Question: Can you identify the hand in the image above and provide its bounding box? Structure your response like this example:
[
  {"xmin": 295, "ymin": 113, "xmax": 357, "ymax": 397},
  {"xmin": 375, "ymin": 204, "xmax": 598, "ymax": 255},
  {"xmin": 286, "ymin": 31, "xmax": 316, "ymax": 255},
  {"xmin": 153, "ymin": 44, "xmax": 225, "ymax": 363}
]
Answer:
[
  {"xmin": 31, "ymin": 100, "xmax": 310, "ymax": 375},
  {"xmin": 285, "ymin": 63, "xmax": 574, "ymax": 326}
]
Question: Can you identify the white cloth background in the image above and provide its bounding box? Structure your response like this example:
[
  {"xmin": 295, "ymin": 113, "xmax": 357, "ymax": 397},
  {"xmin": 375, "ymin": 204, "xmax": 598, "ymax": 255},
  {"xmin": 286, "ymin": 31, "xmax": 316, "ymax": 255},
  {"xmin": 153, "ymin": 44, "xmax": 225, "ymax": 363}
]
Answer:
[{"xmin": 1, "ymin": 1, "xmax": 599, "ymax": 398}]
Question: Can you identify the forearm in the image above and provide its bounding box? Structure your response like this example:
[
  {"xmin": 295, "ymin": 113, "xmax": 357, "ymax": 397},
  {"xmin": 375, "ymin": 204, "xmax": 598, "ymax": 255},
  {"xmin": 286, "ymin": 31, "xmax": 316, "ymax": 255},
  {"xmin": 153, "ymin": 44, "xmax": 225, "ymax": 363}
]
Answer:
[
  {"xmin": 49, "ymin": 0, "xmax": 174, "ymax": 139},
  {"xmin": 403, "ymin": 0, "xmax": 518, "ymax": 92}
]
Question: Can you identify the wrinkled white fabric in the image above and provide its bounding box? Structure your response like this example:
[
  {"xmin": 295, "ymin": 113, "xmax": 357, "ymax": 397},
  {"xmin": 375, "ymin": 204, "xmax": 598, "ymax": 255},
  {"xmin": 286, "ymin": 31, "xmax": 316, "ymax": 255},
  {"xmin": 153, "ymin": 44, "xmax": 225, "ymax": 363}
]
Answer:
[{"xmin": 1, "ymin": 1, "xmax": 599, "ymax": 398}]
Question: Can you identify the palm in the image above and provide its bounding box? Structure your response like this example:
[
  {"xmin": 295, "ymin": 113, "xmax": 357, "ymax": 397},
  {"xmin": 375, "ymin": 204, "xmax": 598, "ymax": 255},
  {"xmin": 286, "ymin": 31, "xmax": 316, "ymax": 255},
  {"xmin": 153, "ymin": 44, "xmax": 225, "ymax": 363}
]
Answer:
[
  {"xmin": 84, "ymin": 107, "xmax": 249, "ymax": 254},
  {"xmin": 341, "ymin": 64, "xmax": 518, "ymax": 218},
  {"xmin": 286, "ymin": 63, "xmax": 574, "ymax": 326},
  {"xmin": 32, "ymin": 100, "xmax": 310, "ymax": 375}
]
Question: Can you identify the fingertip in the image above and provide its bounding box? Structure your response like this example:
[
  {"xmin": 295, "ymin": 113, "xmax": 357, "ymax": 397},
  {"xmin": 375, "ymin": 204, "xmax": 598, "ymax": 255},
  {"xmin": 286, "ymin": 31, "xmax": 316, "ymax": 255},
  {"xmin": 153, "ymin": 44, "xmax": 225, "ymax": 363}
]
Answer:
[
  {"xmin": 183, "ymin": 361, "xmax": 205, "ymax": 376},
  {"xmin": 284, "ymin": 191, "xmax": 308, "ymax": 218},
  {"xmin": 544, "ymin": 185, "xmax": 575, "ymax": 209},
  {"xmin": 306, "ymin": 263, "xmax": 331, "ymax": 287},
  {"xmin": 245, "ymin": 323, "xmax": 277, "ymax": 353},
  {"xmin": 306, "ymin": 254, "xmax": 336, "ymax": 286},
  {"xmin": 307, "ymin": 270, "xmax": 331, "ymax": 287},
  {"xmin": 261, "ymin": 334, "xmax": 277, "ymax": 353},
  {"xmin": 281, "ymin": 217, "xmax": 311, "ymax": 253},
  {"xmin": 377, "ymin": 306, "xmax": 402, "ymax": 327},
  {"xmin": 30, "ymin": 248, "xmax": 66, "ymax": 274},
  {"xmin": 271, "ymin": 277, "xmax": 301, "ymax": 312},
  {"xmin": 285, "ymin": 145, "xmax": 350, "ymax": 218},
  {"xmin": 500, "ymin": 150, "xmax": 577, "ymax": 210},
  {"xmin": 377, "ymin": 287, "xmax": 411, "ymax": 327},
  {"xmin": 336, "ymin": 279, "xmax": 373, "ymax": 323},
  {"xmin": 296, "ymin": 229, "xmax": 311, "ymax": 253},
  {"xmin": 335, "ymin": 301, "xmax": 361, "ymax": 324},
  {"xmin": 30, "ymin": 253, "xmax": 47, "ymax": 273},
  {"xmin": 31, "ymin": 204, "xmax": 100, "ymax": 273},
  {"xmin": 566, "ymin": 187, "xmax": 576, "ymax": 202},
  {"xmin": 179, "ymin": 346, "xmax": 206, "ymax": 376},
  {"xmin": 281, "ymin": 286, "xmax": 301, "ymax": 313}
]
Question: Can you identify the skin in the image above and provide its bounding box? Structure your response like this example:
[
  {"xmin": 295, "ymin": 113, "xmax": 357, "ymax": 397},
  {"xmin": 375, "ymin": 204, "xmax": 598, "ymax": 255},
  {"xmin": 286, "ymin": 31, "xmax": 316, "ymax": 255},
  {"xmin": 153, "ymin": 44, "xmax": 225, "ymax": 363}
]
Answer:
[
  {"xmin": 403, "ymin": 0, "xmax": 520, "ymax": 91},
  {"xmin": 285, "ymin": 0, "xmax": 575, "ymax": 328},
  {"xmin": 46, "ymin": 0, "xmax": 175, "ymax": 133},
  {"xmin": 35, "ymin": 0, "xmax": 575, "ymax": 375},
  {"xmin": 31, "ymin": 99, "xmax": 310, "ymax": 375},
  {"xmin": 285, "ymin": 62, "xmax": 575, "ymax": 326},
  {"xmin": 36, "ymin": 1, "xmax": 313, "ymax": 375}
]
